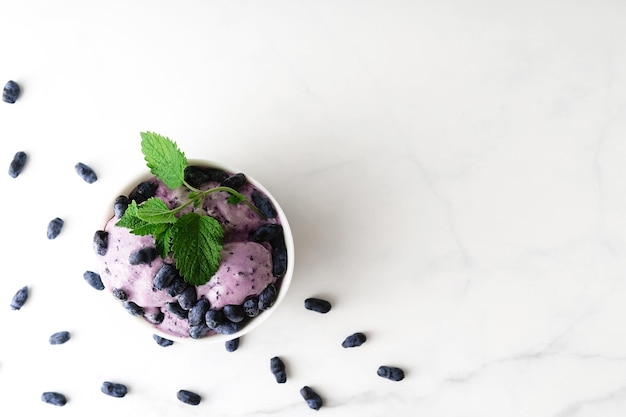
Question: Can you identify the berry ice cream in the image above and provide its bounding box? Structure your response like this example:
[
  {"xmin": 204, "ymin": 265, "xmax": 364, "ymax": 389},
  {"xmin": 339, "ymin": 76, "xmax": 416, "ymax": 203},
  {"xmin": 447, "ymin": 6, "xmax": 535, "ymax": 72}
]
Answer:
[{"xmin": 94, "ymin": 165, "xmax": 289, "ymax": 340}]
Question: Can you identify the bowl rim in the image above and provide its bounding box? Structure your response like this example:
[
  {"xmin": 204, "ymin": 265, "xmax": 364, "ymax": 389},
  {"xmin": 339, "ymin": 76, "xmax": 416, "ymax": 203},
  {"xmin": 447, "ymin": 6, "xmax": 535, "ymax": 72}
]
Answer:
[{"xmin": 99, "ymin": 158, "xmax": 295, "ymax": 344}]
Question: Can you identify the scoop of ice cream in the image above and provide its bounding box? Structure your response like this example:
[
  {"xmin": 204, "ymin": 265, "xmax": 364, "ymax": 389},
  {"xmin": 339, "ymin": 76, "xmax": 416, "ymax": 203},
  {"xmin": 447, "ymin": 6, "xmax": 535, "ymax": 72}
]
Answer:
[
  {"xmin": 96, "ymin": 174, "xmax": 283, "ymax": 339},
  {"xmin": 199, "ymin": 241, "xmax": 274, "ymax": 309}
]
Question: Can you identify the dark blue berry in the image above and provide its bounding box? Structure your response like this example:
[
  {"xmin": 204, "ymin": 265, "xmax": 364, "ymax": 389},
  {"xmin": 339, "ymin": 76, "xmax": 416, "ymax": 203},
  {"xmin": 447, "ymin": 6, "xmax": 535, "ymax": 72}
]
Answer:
[
  {"xmin": 251, "ymin": 189, "xmax": 277, "ymax": 218},
  {"xmin": 2, "ymin": 80, "xmax": 20, "ymax": 103},
  {"xmin": 271, "ymin": 240, "xmax": 287, "ymax": 277},
  {"xmin": 225, "ymin": 337, "xmax": 240, "ymax": 352},
  {"xmin": 101, "ymin": 381, "xmax": 128, "ymax": 398},
  {"xmin": 342, "ymin": 332, "xmax": 366, "ymax": 348},
  {"xmin": 304, "ymin": 297, "xmax": 331, "ymax": 314},
  {"xmin": 49, "ymin": 331, "xmax": 70, "ymax": 345},
  {"xmin": 153, "ymin": 334, "xmax": 174, "ymax": 347},
  {"xmin": 178, "ymin": 285, "xmax": 197, "ymax": 310},
  {"xmin": 123, "ymin": 301, "xmax": 144, "ymax": 316},
  {"xmin": 223, "ymin": 304, "xmax": 245, "ymax": 323},
  {"xmin": 300, "ymin": 386, "xmax": 323, "ymax": 410},
  {"xmin": 153, "ymin": 264, "xmax": 178, "ymax": 290},
  {"xmin": 184, "ymin": 165, "xmax": 228, "ymax": 188},
  {"xmin": 258, "ymin": 284, "xmax": 277, "ymax": 310},
  {"xmin": 377, "ymin": 365, "xmax": 405, "ymax": 381},
  {"xmin": 166, "ymin": 301, "xmax": 188, "ymax": 319},
  {"xmin": 47, "ymin": 217, "xmax": 64, "ymax": 239},
  {"xmin": 93, "ymin": 230, "xmax": 109, "ymax": 255},
  {"xmin": 10, "ymin": 286, "xmax": 28, "ymax": 310},
  {"xmin": 83, "ymin": 270, "xmax": 105, "ymax": 290},
  {"xmin": 75, "ymin": 162, "xmax": 98, "ymax": 184},
  {"xmin": 129, "ymin": 247, "xmax": 157, "ymax": 265},
  {"xmin": 8, "ymin": 151, "xmax": 27, "ymax": 178},
  {"xmin": 205, "ymin": 309, "xmax": 224, "ymax": 329},
  {"xmin": 129, "ymin": 181, "xmax": 157, "ymax": 203},
  {"xmin": 41, "ymin": 391, "xmax": 67, "ymax": 406},
  {"xmin": 270, "ymin": 356, "xmax": 286, "ymax": 383},
  {"xmin": 188, "ymin": 298, "xmax": 210, "ymax": 326},
  {"xmin": 221, "ymin": 173, "xmax": 246, "ymax": 190},
  {"xmin": 214, "ymin": 320, "xmax": 241, "ymax": 335},
  {"xmin": 146, "ymin": 310, "xmax": 164, "ymax": 324},
  {"xmin": 112, "ymin": 288, "xmax": 128, "ymax": 301},
  {"xmin": 166, "ymin": 275, "xmax": 188, "ymax": 297},
  {"xmin": 114, "ymin": 195, "xmax": 129, "ymax": 218},
  {"xmin": 177, "ymin": 389, "xmax": 201, "ymax": 405},
  {"xmin": 242, "ymin": 296, "xmax": 259, "ymax": 317},
  {"xmin": 251, "ymin": 224, "xmax": 282, "ymax": 243},
  {"xmin": 189, "ymin": 323, "xmax": 210, "ymax": 339}
]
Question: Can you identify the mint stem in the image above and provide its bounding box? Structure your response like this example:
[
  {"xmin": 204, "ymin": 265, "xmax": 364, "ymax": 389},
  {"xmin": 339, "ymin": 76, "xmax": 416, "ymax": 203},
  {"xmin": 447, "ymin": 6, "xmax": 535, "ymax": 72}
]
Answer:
[{"xmin": 180, "ymin": 181, "xmax": 267, "ymax": 219}]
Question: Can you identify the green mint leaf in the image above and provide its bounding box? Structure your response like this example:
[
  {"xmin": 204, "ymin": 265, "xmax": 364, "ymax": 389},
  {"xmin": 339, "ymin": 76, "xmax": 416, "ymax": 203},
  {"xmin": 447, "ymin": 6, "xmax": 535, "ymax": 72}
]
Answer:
[
  {"xmin": 130, "ymin": 223, "xmax": 162, "ymax": 236},
  {"xmin": 140, "ymin": 131, "xmax": 187, "ymax": 189},
  {"xmin": 136, "ymin": 197, "xmax": 177, "ymax": 224},
  {"xmin": 227, "ymin": 194, "xmax": 246, "ymax": 205},
  {"xmin": 116, "ymin": 200, "xmax": 149, "ymax": 230},
  {"xmin": 171, "ymin": 212, "xmax": 224, "ymax": 285},
  {"xmin": 116, "ymin": 200, "xmax": 162, "ymax": 236},
  {"xmin": 152, "ymin": 223, "xmax": 174, "ymax": 258}
]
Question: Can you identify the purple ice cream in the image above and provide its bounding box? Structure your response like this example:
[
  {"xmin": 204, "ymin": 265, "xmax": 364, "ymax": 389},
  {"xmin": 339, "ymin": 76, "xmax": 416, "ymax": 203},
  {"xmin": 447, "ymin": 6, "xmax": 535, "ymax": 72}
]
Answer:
[{"xmin": 95, "ymin": 166, "xmax": 287, "ymax": 339}]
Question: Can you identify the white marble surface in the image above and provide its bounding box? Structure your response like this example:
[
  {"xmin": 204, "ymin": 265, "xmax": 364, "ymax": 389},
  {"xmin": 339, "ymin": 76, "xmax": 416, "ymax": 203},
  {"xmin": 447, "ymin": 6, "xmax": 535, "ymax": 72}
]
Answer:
[{"xmin": 2, "ymin": 1, "xmax": 626, "ymax": 416}]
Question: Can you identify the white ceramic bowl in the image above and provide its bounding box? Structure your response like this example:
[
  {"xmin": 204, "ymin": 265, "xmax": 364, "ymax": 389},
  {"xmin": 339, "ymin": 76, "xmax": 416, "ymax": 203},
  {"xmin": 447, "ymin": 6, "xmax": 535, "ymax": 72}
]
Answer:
[{"xmin": 97, "ymin": 159, "xmax": 294, "ymax": 344}]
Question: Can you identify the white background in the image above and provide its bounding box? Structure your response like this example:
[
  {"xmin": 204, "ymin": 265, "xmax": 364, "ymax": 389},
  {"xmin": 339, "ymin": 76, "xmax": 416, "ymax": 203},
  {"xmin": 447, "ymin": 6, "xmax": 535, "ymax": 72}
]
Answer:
[{"xmin": 1, "ymin": 1, "xmax": 626, "ymax": 416}]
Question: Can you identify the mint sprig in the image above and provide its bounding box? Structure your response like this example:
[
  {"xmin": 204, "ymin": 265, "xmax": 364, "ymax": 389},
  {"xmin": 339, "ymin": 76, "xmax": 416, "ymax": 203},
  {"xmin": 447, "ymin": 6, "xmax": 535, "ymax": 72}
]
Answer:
[
  {"xmin": 118, "ymin": 132, "xmax": 266, "ymax": 285},
  {"xmin": 140, "ymin": 131, "xmax": 187, "ymax": 189}
]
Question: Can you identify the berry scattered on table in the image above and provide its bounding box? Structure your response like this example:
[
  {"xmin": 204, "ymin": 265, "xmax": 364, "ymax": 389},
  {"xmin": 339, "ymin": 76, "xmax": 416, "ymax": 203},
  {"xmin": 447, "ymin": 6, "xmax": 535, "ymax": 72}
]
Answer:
[
  {"xmin": 153, "ymin": 334, "xmax": 174, "ymax": 347},
  {"xmin": 300, "ymin": 385, "xmax": 323, "ymax": 410},
  {"xmin": 41, "ymin": 391, "xmax": 67, "ymax": 406},
  {"xmin": 101, "ymin": 381, "xmax": 128, "ymax": 398},
  {"xmin": 75, "ymin": 162, "xmax": 98, "ymax": 184},
  {"xmin": 304, "ymin": 297, "xmax": 332, "ymax": 314},
  {"xmin": 83, "ymin": 270, "xmax": 105, "ymax": 290},
  {"xmin": 225, "ymin": 337, "xmax": 240, "ymax": 352},
  {"xmin": 2, "ymin": 80, "xmax": 20, "ymax": 103},
  {"xmin": 342, "ymin": 332, "xmax": 367, "ymax": 348},
  {"xmin": 8, "ymin": 151, "xmax": 27, "ymax": 178},
  {"xmin": 49, "ymin": 331, "xmax": 71, "ymax": 345},
  {"xmin": 177, "ymin": 389, "xmax": 201, "ymax": 405},
  {"xmin": 46, "ymin": 217, "xmax": 64, "ymax": 239},
  {"xmin": 10, "ymin": 286, "xmax": 29, "ymax": 310},
  {"xmin": 377, "ymin": 365, "xmax": 405, "ymax": 381},
  {"xmin": 270, "ymin": 356, "xmax": 287, "ymax": 383}
]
